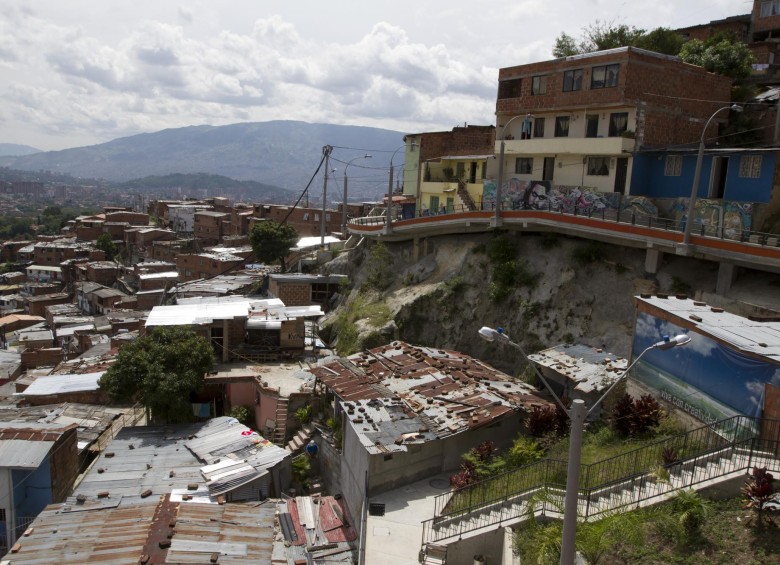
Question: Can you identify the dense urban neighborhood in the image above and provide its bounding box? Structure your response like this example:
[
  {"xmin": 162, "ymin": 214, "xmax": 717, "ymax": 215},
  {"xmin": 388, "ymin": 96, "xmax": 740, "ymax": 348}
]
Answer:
[{"xmin": 1, "ymin": 4, "xmax": 780, "ymax": 565}]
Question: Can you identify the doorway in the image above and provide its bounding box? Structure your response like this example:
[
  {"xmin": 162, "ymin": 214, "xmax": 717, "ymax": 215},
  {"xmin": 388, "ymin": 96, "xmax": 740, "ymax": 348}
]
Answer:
[
  {"xmin": 613, "ymin": 157, "xmax": 628, "ymax": 194},
  {"xmin": 708, "ymin": 156, "xmax": 729, "ymax": 199},
  {"xmin": 543, "ymin": 157, "xmax": 555, "ymax": 181},
  {"xmin": 469, "ymin": 162, "xmax": 477, "ymax": 184}
]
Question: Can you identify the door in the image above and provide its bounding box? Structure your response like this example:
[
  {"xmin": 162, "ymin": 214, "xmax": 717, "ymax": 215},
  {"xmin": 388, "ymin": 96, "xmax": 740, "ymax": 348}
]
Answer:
[
  {"xmin": 613, "ymin": 158, "xmax": 628, "ymax": 194},
  {"xmin": 543, "ymin": 157, "xmax": 555, "ymax": 181},
  {"xmin": 469, "ymin": 162, "xmax": 477, "ymax": 184},
  {"xmin": 762, "ymin": 383, "xmax": 780, "ymax": 455},
  {"xmin": 708, "ymin": 156, "xmax": 728, "ymax": 199}
]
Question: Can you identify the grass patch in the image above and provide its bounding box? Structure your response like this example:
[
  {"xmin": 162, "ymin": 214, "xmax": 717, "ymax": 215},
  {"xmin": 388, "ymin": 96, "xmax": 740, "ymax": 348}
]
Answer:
[{"xmin": 333, "ymin": 295, "xmax": 392, "ymax": 355}]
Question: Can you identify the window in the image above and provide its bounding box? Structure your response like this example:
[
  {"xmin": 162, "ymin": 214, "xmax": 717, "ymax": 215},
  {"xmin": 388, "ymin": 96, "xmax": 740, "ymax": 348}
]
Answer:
[
  {"xmin": 591, "ymin": 64, "xmax": 620, "ymax": 89},
  {"xmin": 498, "ymin": 77, "xmax": 522, "ymax": 99},
  {"xmin": 515, "ymin": 158, "xmax": 533, "ymax": 174},
  {"xmin": 554, "ymin": 116, "xmax": 570, "ymax": 137},
  {"xmin": 739, "ymin": 155, "xmax": 762, "ymax": 178},
  {"xmin": 562, "ymin": 69, "xmax": 583, "ymax": 92},
  {"xmin": 664, "ymin": 155, "xmax": 683, "ymax": 176},
  {"xmin": 456, "ymin": 162, "xmax": 465, "ymax": 178},
  {"xmin": 586, "ymin": 157, "xmax": 610, "ymax": 176},
  {"xmin": 302, "ymin": 213, "xmax": 309, "ymax": 221},
  {"xmin": 532, "ymin": 75, "xmax": 547, "ymax": 95},
  {"xmin": 762, "ymin": 0, "xmax": 780, "ymax": 16},
  {"xmin": 533, "ymin": 117, "xmax": 545, "ymax": 138},
  {"xmin": 608, "ymin": 112, "xmax": 629, "ymax": 137},
  {"xmin": 585, "ymin": 114, "xmax": 599, "ymax": 138}
]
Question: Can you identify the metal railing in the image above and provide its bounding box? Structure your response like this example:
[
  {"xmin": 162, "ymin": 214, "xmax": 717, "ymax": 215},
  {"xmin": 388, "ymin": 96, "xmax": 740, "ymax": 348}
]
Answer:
[
  {"xmin": 421, "ymin": 415, "xmax": 780, "ymax": 545},
  {"xmin": 348, "ymin": 201, "xmax": 780, "ymax": 249}
]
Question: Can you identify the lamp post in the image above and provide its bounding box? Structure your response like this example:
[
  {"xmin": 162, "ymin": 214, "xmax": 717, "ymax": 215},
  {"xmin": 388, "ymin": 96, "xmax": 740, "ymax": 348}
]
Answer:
[
  {"xmin": 386, "ymin": 144, "xmax": 406, "ymax": 235},
  {"xmin": 321, "ymin": 145, "xmax": 333, "ymax": 246},
  {"xmin": 682, "ymin": 104, "xmax": 742, "ymax": 247},
  {"xmin": 478, "ymin": 327, "xmax": 691, "ymax": 565},
  {"xmin": 344, "ymin": 154, "xmax": 372, "ymax": 236},
  {"xmin": 494, "ymin": 114, "xmax": 529, "ymax": 226}
]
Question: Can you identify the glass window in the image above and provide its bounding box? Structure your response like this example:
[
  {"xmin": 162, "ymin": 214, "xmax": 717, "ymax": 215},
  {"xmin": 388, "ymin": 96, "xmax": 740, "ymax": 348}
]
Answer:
[
  {"xmin": 664, "ymin": 155, "xmax": 683, "ymax": 176},
  {"xmin": 762, "ymin": 1, "xmax": 780, "ymax": 16},
  {"xmin": 555, "ymin": 116, "xmax": 570, "ymax": 137},
  {"xmin": 586, "ymin": 115, "xmax": 599, "ymax": 138},
  {"xmin": 608, "ymin": 112, "xmax": 629, "ymax": 137},
  {"xmin": 533, "ymin": 117, "xmax": 545, "ymax": 138},
  {"xmin": 515, "ymin": 158, "xmax": 533, "ymax": 174},
  {"xmin": 591, "ymin": 64, "xmax": 620, "ymax": 89},
  {"xmin": 586, "ymin": 157, "xmax": 610, "ymax": 176},
  {"xmin": 739, "ymin": 155, "xmax": 762, "ymax": 178},
  {"xmin": 562, "ymin": 69, "xmax": 583, "ymax": 92},
  {"xmin": 532, "ymin": 75, "xmax": 547, "ymax": 95}
]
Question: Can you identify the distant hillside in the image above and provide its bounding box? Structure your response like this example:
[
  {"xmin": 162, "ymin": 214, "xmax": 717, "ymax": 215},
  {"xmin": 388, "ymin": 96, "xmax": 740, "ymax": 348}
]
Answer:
[
  {"xmin": 119, "ymin": 173, "xmax": 294, "ymax": 202},
  {"xmin": 0, "ymin": 121, "xmax": 407, "ymax": 200},
  {"xmin": 0, "ymin": 143, "xmax": 41, "ymax": 157}
]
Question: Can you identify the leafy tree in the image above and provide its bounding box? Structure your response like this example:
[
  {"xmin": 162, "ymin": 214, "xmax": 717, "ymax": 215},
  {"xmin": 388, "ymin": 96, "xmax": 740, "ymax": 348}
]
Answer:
[
  {"xmin": 249, "ymin": 220, "xmax": 299, "ymax": 271},
  {"xmin": 553, "ymin": 21, "xmax": 684, "ymax": 58},
  {"xmin": 678, "ymin": 32, "xmax": 755, "ymax": 80},
  {"xmin": 98, "ymin": 326, "xmax": 215, "ymax": 423},
  {"xmin": 553, "ymin": 32, "xmax": 580, "ymax": 58},
  {"xmin": 95, "ymin": 233, "xmax": 119, "ymax": 260}
]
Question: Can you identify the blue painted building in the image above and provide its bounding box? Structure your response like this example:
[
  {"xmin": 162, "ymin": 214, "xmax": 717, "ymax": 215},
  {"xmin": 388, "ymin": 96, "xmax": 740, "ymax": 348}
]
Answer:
[{"xmin": 631, "ymin": 149, "xmax": 777, "ymax": 203}]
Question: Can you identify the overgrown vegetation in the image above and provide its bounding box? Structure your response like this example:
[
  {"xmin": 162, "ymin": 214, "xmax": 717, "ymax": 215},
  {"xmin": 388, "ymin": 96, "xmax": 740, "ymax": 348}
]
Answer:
[
  {"xmin": 228, "ymin": 404, "xmax": 253, "ymax": 428},
  {"xmin": 481, "ymin": 235, "xmax": 540, "ymax": 302},
  {"xmin": 363, "ymin": 242, "xmax": 393, "ymax": 291},
  {"xmin": 572, "ymin": 241, "xmax": 607, "ymax": 265},
  {"xmin": 611, "ymin": 393, "xmax": 663, "ymax": 437},
  {"xmin": 331, "ymin": 295, "xmax": 392, "ymax": 355},
  {"xmin": 742, "ymin": 466, "xmax": 776, "ymax": 525}
]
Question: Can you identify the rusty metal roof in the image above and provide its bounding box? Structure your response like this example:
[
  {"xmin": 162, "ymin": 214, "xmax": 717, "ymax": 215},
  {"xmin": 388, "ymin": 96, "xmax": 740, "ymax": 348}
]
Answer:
[
  {"xmin": 528, "ymin": 344, "xmax": 627, "ymax": 394},
  {"xmin": 4, "ymin": 495, "xmax": 277, "ymax": 564},
  {"xmin": 309, "ymin": 341, "xmax": 551, "ymax": 453}
]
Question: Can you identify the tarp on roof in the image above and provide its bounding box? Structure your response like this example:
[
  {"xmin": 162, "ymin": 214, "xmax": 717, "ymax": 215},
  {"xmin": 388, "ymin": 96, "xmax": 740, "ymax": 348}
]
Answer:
[{"xmin": 18, "ymin": 371, "xmax": 104, "ymax": 396}]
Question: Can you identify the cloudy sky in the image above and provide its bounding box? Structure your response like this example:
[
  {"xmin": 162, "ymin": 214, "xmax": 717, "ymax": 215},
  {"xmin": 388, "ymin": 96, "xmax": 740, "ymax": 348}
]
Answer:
[{"xmin": 0, "ymin": 0, "xmax": 749, "ymax": 151}]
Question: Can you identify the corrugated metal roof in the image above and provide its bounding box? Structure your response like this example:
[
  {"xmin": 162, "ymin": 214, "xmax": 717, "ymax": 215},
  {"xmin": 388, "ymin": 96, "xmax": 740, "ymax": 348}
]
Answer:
[
  {"xmin": 17, "ymin": 371, "xmax": 104, "ymax": 396},
  {"xmin": 529, "ymin": 344, "xmax": 627, "ymax": 394},
  {"xmin": 636, "ymin": 295, "xmax": 780, "ymax": 360},
  {"xmin": 0, "ymin": 439, "xmax": 53, "ymax": 468},
  {"xmin": 309, "ymin": 341, "xmax": 552, "ymax": 452}
]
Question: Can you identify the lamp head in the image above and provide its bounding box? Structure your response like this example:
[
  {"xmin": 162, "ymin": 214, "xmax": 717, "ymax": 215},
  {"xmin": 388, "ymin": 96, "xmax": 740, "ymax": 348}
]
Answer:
[
  {"xmin": 730, "ymin": 104, "xmax": 743, "ymax": 113},
  {"xmin": 656, "ymin": 334, "xmax": 691, "ymax": 350},
  {"xmin": 478, "ymin": 326, "xmax": 507, "ymax": 342}
]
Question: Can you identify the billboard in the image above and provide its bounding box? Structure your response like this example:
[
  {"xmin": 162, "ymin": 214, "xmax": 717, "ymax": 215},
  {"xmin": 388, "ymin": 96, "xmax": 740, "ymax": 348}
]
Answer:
[{"xmin": 632, "ymin": 312, "xmax": 780, "ymax": 424}]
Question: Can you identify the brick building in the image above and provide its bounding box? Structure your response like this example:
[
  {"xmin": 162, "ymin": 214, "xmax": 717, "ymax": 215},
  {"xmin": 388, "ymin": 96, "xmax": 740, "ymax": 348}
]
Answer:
[
  {"xmin": 33, "ymin": 240, "xmax": 93, "ymax": 266},
  {"xmin": 403, "ymin": 126, "xmax": 495, "ymax": 214},
  {"xmin": 194, "ymin": 210, "xmax": 230, "ymax": 244},
  {"xmin": 176, "ymin": 252, "xmax": 244, "ymax": 282},
  {"xmin": 268, "ymin": 273, "xmax": 347, "ymax": 311},
  {"xmin": 84, "ymin": 261, "xmax": 118, "ymax": 286},
  {"xmin": 676, "ymin": 14, "xmax": 751, "ymax": 43},
  {"xmin": 251, "ymin": 205, "xmax": 342, "ymax": 238},
  {"xmin": 489, "ymin": 47, "xmax": 733, "ymax": 196}
]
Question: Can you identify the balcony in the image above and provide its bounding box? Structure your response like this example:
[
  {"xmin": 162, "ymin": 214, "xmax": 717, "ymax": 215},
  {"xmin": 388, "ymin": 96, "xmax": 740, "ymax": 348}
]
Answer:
[{"xmin": 499, "ymin": 136, "xmax": 635, "ymax": 156}]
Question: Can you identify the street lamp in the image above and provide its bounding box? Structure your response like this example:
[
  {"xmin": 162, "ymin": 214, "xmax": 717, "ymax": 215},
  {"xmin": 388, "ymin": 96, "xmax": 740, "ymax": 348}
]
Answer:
[
  {"xmin": 494, "ymin": 114, "xmax": 530, "ymax": 226},
  {"xmin": 344, "ymin": 154, "xmax": 372, "ymax": 236},
  {"xmin": 478, "ymin": 327, "xmax": 691, "ymax": 565},
  {"xmin": 386, "ymin": 143, "xmax": 407, "ymax": 235},
  {"xmin": 682, "ymin": 104, "xmax": 742, "ymax": 247}
]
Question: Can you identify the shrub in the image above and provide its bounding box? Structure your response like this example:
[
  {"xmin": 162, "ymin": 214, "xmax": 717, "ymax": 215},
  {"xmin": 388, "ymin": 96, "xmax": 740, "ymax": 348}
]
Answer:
[
  {"xmin": 505, "ymin": 436, "xmax": 545, "ymax": 467},
  {"xmin": 572, "ymin": 241, "xmax": 606, "ymax": 265},
  {"xmin": 611, "ymin": 393, "xmax": 662, "ymax": 437},
  {"xmin": 742, "ymin": 466, "xmax": 776, "ymax": 522},
  {"xmin": 527, "ymin": 405, "xmax": 567, "ymax": 437},
  {"xmin": 228, "ymin": 405, "xmax": 253, "ymax": 428},
  {"xmin": 449, "ymin": 440, "xmax": 504, "ymax": 488},
  {"xmin": 295, "ymin": 405, "xmax": 312, "ymax": 425}
]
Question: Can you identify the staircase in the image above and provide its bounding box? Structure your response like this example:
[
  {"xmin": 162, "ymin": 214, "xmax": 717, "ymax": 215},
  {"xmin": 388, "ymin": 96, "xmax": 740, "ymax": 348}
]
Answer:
[
  {"xmin": 456, "ymin": 179, "xmax": 477, "ymax": 211},
  {"xmin": 272, "ymin": 398, "xmax": 289, "ymax": 446},
  {"xmin": 285, "ymin": 424, "xmax": 315, "ymax": 453},
  {"xmin": 421, "ymin": 415, "xmax": 780, "ymax": 549}
]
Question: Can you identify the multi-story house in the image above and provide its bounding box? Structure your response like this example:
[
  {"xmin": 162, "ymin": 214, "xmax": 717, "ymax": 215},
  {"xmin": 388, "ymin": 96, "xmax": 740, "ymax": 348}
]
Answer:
[
  {"xmin": 403, "ymin": 126, "xmax": 495, "ymax": 215},
  {"xmin": 490, "ymin": 47, "xmax": 733, "ymax": 201}
]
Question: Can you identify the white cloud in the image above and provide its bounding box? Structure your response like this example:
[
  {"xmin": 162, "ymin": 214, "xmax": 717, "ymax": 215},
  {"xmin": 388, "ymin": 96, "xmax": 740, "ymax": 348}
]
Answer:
[{"xmin": 0, "ymin": 0, "xmax": 750, "ymax": 150}]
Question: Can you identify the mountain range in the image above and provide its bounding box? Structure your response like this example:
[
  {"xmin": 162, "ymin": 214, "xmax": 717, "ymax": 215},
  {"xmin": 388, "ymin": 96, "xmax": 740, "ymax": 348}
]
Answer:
[{"xmin": 0, "ymin": 121, "xmax": 408, "ymax": 200}]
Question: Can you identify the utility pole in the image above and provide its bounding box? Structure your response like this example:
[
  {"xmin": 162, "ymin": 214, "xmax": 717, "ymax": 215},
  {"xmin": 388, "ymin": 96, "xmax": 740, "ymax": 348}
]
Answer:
[{"xmin": 321, "ymin": 145, "xmax": 332, "ymax": 246}]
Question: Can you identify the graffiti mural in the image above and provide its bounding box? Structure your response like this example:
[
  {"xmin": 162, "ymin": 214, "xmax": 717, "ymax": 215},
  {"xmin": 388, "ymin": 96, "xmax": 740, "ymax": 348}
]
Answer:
[
  {"xmin": 481, "ymin": 177, "xmax": 658, "ymax": 217},
  {"xmin": 659, "ymin": 197, "xmax": 754, "ymax": 238}
]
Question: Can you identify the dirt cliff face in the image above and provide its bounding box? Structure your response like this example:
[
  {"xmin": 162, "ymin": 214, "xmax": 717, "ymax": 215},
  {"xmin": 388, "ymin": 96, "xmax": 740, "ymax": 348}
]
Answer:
[{"xmin": 320, "ymin": 231, "xmax": 779, "ymax": 377}]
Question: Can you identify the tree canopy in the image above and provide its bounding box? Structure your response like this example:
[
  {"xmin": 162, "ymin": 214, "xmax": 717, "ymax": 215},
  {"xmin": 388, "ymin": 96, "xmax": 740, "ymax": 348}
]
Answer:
[
  {"xmin": 678, "ymin": 32, "xmax": 755, "ymax": 80},
  {"xmin": 95, "ymin": 233, "xmax": 119, "ymax": 260},
  {"xmin": 249, "ymin": 220, "xmax": 299, "ymax": 271},
  {"xmin": 552, "ymin": 21, "xmax": 684, "ymax": 58},
  {"xmin": 98, "ymin": 326, "xmax": 215, "ymax": 423}
]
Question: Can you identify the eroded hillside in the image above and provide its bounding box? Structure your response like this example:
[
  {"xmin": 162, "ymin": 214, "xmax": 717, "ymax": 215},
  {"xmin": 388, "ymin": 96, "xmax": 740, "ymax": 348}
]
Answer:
[{"xmin": 319, "ymin": 231, "xmax": 779, "ymax": 376}]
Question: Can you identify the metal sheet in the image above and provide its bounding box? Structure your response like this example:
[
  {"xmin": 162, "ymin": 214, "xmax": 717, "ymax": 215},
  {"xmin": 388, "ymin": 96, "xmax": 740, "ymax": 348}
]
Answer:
[{"xmin": 0, "ymin": 439, "xmax": 53, "ymax": 468}]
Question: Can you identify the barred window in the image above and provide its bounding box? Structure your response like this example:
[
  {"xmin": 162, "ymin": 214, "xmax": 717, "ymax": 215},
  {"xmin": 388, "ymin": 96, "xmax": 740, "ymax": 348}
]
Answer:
[
  {"xmin": 586, "ymin": 157, "xmax": 610, "ymax": 176},
  {"xmin": 515, "ymin": 157, "xmax": 533, "ymax": 174},
  {"xmin": 739, "ymin": 155, "xmax": 762, "ymax": 178},
  {"xmin": 664, "ymin": 155, "xmax": 683, "ymax": 176}
]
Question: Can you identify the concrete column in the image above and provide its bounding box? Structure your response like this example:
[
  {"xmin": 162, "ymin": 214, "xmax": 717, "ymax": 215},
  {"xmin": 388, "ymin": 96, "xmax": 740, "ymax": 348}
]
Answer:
[
  {"xmin": 413, "ymin": 237, "xmax": 420, "ymax": 262},
  {"xmin": 644, "ymin": 248, "xmax": 663, "ymax": 274},
  {"xmin": 716, "ymin": 262, "xmax": 738, "ymax": 295},
  {"xmin": 223, "ymin": 319, "xmax": 230, "ymax": 363}
]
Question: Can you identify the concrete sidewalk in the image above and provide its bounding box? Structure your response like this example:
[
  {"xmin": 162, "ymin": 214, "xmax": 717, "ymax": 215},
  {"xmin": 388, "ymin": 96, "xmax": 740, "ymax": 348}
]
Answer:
[{"xmin": 364, "ymin": 473, "xmax": 451, "ymax": 565}]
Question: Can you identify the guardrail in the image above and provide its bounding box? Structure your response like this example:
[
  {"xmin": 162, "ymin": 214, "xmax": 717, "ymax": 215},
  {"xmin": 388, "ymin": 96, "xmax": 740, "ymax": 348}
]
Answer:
[{"xmin": 421, "ymin": 415, "xmax": 780, "ymax": 546}]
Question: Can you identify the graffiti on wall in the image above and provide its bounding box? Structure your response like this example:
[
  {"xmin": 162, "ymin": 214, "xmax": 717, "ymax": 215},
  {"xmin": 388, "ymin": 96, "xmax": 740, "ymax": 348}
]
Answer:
[
  {"xmin": 661, "ymin": 197, "xmax": 753, "ymax": 237},
  {"xmin": 481, "ymin": 178, "xmax": 658, "ymax": 217}
]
